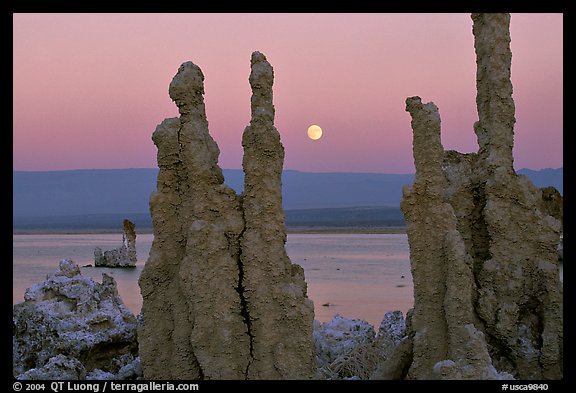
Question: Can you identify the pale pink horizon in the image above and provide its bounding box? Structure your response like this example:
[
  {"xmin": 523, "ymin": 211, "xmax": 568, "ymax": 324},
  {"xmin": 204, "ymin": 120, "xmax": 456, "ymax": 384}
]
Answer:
[{"xmin": 13, "ymin": 13, "xmax": 563, "ymax": 173}]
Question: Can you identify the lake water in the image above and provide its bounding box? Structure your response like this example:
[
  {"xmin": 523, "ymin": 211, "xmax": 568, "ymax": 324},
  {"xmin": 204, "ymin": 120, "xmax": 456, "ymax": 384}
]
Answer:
[{"xmin": 13, "ymin": 233, "xmax": 413, "ymax": 329}]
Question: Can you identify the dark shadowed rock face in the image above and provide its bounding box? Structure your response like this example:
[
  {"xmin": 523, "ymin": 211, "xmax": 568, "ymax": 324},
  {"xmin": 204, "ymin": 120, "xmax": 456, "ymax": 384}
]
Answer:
[
  {"xmin": 539, "ymin": 186, "xmax": 563, "ymax": 230},
  {"xmin": 138, "ymin": 52, "xmax": 315, "ymax": 380},
  {"xmin": 399, "ymin": 13, "xmax": 562, "ymax": 380},
  {"xmin": 13, "ymin": 259, "xmax": 140, "ymax": 380}
]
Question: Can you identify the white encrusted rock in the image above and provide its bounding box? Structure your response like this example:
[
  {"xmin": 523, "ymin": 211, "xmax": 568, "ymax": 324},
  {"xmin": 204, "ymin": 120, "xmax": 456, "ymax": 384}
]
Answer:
[
  {"xmin": 16, "ymin": 355, "xmax": 86, "ymax": 380},
  {"xmin": 314, "ymin": 314, "xmax": 381, "ymax": 379},
  {"xmin": 374, "ymin": 310, "xmax": 406, "ymax": 352},
  {"xmin": 13, "ymin": 259, "xmax": 139, "ymax": 380}
]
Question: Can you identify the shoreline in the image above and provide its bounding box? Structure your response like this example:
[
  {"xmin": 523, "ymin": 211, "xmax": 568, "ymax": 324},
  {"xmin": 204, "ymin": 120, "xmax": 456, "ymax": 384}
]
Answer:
[{"xmin": 13, "ymin": 226, "xmax": 407, "ymax": 236}]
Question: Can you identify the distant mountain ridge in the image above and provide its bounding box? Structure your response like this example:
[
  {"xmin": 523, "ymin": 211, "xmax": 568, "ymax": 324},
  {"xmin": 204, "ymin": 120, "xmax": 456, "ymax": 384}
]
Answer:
[
  {"xmin": 13, "ymin": 169, "xmax": 416, "ymax": 217},
  {"xmin": 13, "ymin": 167, "xmax": 562, "ymax": 228}
]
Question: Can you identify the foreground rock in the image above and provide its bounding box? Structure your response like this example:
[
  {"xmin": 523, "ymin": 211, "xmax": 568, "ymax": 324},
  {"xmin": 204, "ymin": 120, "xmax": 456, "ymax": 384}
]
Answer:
[
  {"xmin": 13, "ymin": 259, "xmax": 140, "ymax": 380},
  {"xmin": 314, "ymin": 312, "xmax": 408, "ymax": 380},
  {"xmin": 399, "ymin": 13, "xmax": 562, "ymax": 379},
  {"xmin": 138, "ymin": 52, "xmax": 315, "ymax": 380},
  {"xmin": 94, "ymin": 219, "xmax": 137, "ymax": 267},
  {"xmin": 239, "ymin": 51, "xmax": 316, "ymax": 379}
]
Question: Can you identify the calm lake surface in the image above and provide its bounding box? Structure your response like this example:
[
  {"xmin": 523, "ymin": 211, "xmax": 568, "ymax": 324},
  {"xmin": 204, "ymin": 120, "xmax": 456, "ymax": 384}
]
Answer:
[{"xmin": 13, "ymin": 233, "xmax": 413, "ymax": 329}]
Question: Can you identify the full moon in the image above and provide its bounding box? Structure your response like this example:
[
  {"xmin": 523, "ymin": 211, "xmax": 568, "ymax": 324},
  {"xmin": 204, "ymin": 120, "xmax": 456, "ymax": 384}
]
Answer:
[{"xmin": 307, "ymin": 125, "xmax": 323, "ymax": 140}]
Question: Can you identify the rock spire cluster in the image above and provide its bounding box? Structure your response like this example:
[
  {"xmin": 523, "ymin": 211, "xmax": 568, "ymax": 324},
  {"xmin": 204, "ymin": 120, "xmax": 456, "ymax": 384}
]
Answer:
[
  {"xmin": 399, "ymin": 13, "xmax": 563, "ymax": 379},
  {"xmin": 138, "ymin": 51, "xmax": 315, "ymax": 380}
]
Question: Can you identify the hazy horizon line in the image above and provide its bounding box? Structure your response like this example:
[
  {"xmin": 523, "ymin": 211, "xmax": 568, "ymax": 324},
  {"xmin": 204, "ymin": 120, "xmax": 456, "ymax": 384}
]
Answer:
[{"xmin": 12, "ymin": 165, "xmax": 563, "ymax": 175}]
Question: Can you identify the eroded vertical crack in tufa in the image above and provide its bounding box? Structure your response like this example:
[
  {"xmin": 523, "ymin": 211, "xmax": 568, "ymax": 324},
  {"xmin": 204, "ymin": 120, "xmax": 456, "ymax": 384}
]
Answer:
[{"xmin": 235, "ymin": 217, "xmax": 255, "ymax": 379}]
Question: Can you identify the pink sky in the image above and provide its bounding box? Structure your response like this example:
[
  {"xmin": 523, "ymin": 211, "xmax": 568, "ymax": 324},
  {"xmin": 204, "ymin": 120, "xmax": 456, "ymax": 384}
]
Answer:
[{"xmin": 13, "ymin": 13, "xmax": 563, "ymax": 173}]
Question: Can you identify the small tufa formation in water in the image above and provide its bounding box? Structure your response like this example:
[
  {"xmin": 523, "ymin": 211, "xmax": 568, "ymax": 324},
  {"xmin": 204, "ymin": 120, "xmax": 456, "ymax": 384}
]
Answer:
[
  {"xmin": 13, "ymin": 259, "xmax": 140, "ymax": 380},
  {"xmin": 138, "ymin": 51, "xmax": 315, "ymax": 380},
  {"xmin": 399, "ymin": 13, "xmax": 563, "ymax": 379},
  {"xmin": 94, "ymin": 219, "xmax": 137, "ymax": 268}
]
